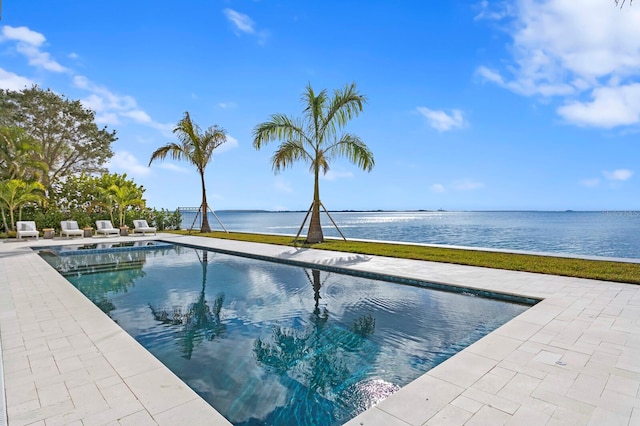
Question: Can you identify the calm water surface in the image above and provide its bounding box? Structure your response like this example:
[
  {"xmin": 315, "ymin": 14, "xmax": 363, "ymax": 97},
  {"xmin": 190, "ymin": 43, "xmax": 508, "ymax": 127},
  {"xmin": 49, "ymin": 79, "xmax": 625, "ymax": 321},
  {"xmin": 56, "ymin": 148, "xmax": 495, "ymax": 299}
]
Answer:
[
  {"xmin": 182, "ymin": 210, "xmax": 640, "ymax": 259},
  {"xmin": 40, "ymin": 244, "xmax": 529, "ymax": 425}
]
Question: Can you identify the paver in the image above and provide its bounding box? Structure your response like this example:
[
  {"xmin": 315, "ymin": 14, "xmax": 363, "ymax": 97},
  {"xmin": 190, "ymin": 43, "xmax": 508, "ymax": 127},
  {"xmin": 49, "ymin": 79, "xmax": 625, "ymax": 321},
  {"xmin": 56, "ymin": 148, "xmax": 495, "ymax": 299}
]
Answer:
[{"xmin": 1, "ymin": 234, "xmax": 639, "ymax": 425}]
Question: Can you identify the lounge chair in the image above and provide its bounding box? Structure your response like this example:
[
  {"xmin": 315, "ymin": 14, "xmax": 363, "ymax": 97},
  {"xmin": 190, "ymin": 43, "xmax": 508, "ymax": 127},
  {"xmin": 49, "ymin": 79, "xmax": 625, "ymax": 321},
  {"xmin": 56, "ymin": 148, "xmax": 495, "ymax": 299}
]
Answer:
[
  {"xmin": 132, "ymin": 219, "xmax": 157, "ymax": 236},
  {"xmin": 60, "ymin": 220, "xmax": 84, "ymax": 239},
  {"xmin": 95, "ymin": 220, "xmax": 120, "ymax": 237},
  {"xmin": 16, "ymin": 221, "xmax": 39, "ymax": 240}
]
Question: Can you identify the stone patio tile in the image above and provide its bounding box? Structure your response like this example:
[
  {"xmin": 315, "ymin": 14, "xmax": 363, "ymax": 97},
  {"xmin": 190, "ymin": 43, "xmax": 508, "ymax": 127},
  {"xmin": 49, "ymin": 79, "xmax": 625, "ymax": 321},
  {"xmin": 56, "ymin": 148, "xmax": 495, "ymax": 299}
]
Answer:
[
  {"xmin": 81, "ymin": 400, "xmax": 146, "ymax": 426},
  {"xmin": 497, "ymin": 373, "xmax": 541, "ymax": 404},
  {"xmin": 531, "ymin": 387, "xmax": 595, "ymax": 416},
  {"xmin": 450, "ymin": 395, "xmax": 483, "ymax": 414},
  {"xmin": 68, "ymin": 382, "xmax": 109, "ymax": 413},
  {"xmin": 427, "ymin": 351, "xmax": 496, "ymax": 388},
  {"xmin": 153, "ymin": 398, "xmax": 231, "ymax": 426},
  {"xmin": 424, "ymin": 404, "xmax": 473, "ymax": 425},
  {"xmin": 124, "ymin": 367, "xmax": 199, "ymax": 416},
  {"xmin": 100, "ymin": 381, "xmax": 139, "ymax": 408},
  {"xmin": 606, "ymin": 374, "xmax": 640, "ymax": 397},
  {"xmin": 506, "ymin": 405, "xmax": 551, "ymax": 425},
  {"xmin": 460, "ymin": 387, "xmax": 520, "ymax": 415},
  {"xmin": 471, "ymin": 372, "xmax": 509, "ymax": 394},
  {"xmin": 54, "ymin": 355, "xmax": 84, "ymax": 374},
  {"xmin": 588, "ymin": 407, "xmax": 631, "ymax": 425},
  {"xmin": 36, "ymin": 381, "xmax": 70, "ymax": 407},
  {"xmin": 466, "ymin": 334, "xmax": 522, "ymax": 361},
  {"xmin": 9, "ymin": 399, "xmax": 74, "ymax": 426},
  {"xmin": 465, "ymin": 405, "xmax": 512, "ymax": 425},
  {"xmin": 5, "ymin": 380, "xmax": 37, "ymax": 407},
  {"xmin": 566, "ymin": 372, "xmax": 608, "ymax": 406},
  {"xmin": 342, "ymin": 407, "xmax": 410, "ymax": 426},
  {"xmin": 374, "ymin": 376, "xmax": 464, "ymax": 426},
  {"xmin": 118, "ymin": 409, "xmax": 158, "ymax": 426}
]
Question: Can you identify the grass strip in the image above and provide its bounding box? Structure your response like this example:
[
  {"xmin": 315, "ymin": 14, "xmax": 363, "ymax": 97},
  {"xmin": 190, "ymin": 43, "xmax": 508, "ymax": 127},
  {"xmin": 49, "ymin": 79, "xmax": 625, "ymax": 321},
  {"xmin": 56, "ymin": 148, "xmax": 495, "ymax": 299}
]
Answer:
[{"xmin": 168, "ymin": 230, "xmax": 640, "ymax": 285}]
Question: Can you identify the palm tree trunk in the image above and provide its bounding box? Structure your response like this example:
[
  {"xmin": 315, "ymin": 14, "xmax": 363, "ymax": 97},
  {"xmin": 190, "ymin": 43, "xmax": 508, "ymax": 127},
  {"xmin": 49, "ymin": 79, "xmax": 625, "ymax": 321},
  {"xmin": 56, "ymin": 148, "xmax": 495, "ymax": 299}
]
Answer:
[
  {"xmin": 199, "ymin": 170, "xmax": 212, "ymax": 233},
  {"xmin": 307, "ymin": 168, "xmax": 324, "ymax": 243}
]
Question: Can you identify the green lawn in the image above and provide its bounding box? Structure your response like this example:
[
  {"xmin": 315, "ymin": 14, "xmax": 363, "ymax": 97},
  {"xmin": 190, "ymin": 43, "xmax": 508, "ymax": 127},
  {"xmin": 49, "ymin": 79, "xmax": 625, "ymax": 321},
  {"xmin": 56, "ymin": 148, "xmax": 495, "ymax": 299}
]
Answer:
[{"xmin": 168, "ymin": 230, "xmax": 640, "ymax": 285}]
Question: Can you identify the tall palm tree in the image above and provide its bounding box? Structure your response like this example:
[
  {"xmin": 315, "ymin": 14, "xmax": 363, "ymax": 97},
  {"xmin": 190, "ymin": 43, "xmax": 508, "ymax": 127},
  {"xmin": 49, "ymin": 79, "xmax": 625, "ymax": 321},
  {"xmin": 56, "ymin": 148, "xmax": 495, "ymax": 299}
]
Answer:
[
  {"xmin": 148, "ymin": 112, "xmax": 228, "ymax": 233},
  {"xmin": 253, "ymin": 83, "xmax": 374, "ymax": 243}
]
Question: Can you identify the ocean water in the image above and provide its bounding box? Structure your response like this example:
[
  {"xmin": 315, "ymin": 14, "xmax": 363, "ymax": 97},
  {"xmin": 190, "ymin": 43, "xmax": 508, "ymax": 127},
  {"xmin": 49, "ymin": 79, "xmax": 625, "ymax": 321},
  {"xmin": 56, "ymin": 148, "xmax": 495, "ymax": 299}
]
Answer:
[{"xmin": 180, "ymin": 210, "xmax": 640, "ymax": 260}]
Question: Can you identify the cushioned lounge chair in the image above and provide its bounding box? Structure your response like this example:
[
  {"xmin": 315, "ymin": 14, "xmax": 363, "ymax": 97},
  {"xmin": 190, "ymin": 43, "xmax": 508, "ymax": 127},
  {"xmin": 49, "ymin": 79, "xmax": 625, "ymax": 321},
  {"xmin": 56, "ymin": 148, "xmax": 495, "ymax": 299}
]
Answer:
[
  {"xmin": 60, "ymin": 220, "xmax": 84, "ymax": 239},
  {"xmin": 132, "ymin": 220, "xmax": 157, "ymax": 236},
  {"xmin": 16, "ymin": 221, "xmax": 39, "ymax": 240},
  {"xmin": 95, "ymin": 220, "xmax": 120, "ymax": 237}
]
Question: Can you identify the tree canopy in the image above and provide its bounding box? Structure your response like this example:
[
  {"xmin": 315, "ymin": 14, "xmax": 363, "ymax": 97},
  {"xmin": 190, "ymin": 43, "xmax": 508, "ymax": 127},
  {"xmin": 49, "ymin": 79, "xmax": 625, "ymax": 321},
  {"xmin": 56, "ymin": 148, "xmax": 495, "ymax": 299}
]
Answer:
[{"xmin": 0, "ymin": 86, "xmax": 117, "ymax": 194}]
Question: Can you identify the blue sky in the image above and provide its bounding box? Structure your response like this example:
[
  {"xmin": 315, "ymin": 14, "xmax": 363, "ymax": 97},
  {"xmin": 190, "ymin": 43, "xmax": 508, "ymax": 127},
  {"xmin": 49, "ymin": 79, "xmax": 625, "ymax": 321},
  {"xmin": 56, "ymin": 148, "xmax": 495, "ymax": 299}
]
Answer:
[{"xmin": 1, "ymin": 0, "xmax": 638, "ymax": 211}]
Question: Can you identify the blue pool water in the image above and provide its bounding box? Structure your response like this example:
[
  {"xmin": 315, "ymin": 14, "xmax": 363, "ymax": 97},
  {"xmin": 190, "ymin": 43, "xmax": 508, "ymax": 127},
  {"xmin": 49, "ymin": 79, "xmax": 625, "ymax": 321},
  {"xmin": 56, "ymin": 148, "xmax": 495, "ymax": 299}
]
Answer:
[{"xmin": 39, "ymin": 243, "xmax": 530, "ymax": 425}]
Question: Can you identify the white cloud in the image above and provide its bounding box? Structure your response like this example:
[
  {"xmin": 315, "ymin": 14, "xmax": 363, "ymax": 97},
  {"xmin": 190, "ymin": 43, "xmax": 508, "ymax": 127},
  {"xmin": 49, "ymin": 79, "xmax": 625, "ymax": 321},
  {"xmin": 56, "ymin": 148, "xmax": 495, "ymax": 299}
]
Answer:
[
  {"xmin": 431, "ymin": 183, "xmax": 446, "ymax": 193},
  {"xmin": 223, "ymin": 9, "xmax": 255, "ymax": 34},
  {"xmin": 0, "ymin": 68, "xmax": 34, "ymax": 90},
  {"xmin": 1, "ymin": 25, "xmax": 45, "ymax": 46},
  {"xmin": 213, "ymin": 134, "xmax": 239, "ymax": 155},
  {"xmin": 477, "ymin": 0, "xmax": 640, "ymax": 127},
  {"xmin": 74, "ymin": 75, "xmax": 173, "ymax": 135},
  {"xmin": 417, "ymin": 107, "xmax": 466, "ymax": 132},
  {"xmin": 1, "ymin": 25, "xmax": 67, "ymax": 73},
  {"xmin": 474, "ymin": 0, "xmax": 513, "ymax": 21},
  {"xmin": 557, "ymin": 84, "xmax": 640, "ymax": 128},
  {"xmin": 580, "ymin": 178, "xmax": 600, "ymax": 187},
  {"xmin": 222, "ymin": 9, "xmax": 269, "ymax": 44},
  {"xmin": 604, "ymin": 169, "xmax": 633, "ymax": 181},
  {"xmin": 107, "ymin": 151, "xmax": 151, "ymax": 177}
]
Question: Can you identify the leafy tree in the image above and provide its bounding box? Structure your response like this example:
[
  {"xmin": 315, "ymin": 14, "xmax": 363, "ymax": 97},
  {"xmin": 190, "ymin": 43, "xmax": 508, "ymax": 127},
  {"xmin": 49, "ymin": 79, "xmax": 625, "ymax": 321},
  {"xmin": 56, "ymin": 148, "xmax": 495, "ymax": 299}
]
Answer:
[
  {"xmin": 615, "ymin": 0, "xmax": 632, "ymax": 6},
  {"xmin": 0, "ymin": 179, "xmax": 45, "ymax": 231},
  {"xmin": 253, "ymin": 83, "xmax": 374, "ymax": 243},
  {"xmin": 148, "ymin": 111, "xmax": 228, "ymax": 233},
  {"xmin": 108, "ymin": 182, "xmax": 145, "ymax": 227},
  {"xmin": 0, "ymin": 86, "xmax": 117, "ymax": 195},
  {"xmin": 0, "ymin": 126, "xmax": 48, "ymax": 181}
]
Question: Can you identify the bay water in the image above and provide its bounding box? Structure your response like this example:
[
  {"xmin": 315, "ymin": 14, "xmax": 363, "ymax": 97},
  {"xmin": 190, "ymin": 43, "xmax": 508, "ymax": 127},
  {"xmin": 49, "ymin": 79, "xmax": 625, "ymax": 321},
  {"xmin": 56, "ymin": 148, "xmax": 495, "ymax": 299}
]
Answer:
[{"xmin": 179, "ymin": 210, "xmax": 640, "ymax": 260}]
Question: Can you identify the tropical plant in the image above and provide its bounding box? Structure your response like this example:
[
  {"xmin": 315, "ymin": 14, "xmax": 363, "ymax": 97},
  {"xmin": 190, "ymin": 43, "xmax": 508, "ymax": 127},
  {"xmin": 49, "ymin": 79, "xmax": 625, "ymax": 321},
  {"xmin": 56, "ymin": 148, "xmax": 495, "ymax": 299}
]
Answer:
[
  {"xmin": 0, "ymin": 179, "xmax": 45, "ymax": 232},
  {"xmin": 252, "ymin": 82, "xmax": 374, "ymax": 243},
  {"xmin": 0, "ymin": 86, "xmax": 116, "ymax": 195},
  {"xmin": 108, "ymin": 183, "xmax": 145, "ymax": 227},
  {"xmin": 148, "ymin": 111, "xmax": 228, "ymax": 233},
  {"xmin": 0, "ymin": 126, "xmax": 48, "ymax": 181},
  {"xmin": 615, "ymin": 0, "xmax": 632, "ymax": 7}
]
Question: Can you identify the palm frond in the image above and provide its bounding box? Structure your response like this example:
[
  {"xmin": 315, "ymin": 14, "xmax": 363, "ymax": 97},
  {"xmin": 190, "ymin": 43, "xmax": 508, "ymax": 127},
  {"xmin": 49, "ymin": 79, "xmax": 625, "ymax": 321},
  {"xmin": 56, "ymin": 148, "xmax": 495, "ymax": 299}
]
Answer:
[
  {"xmin": 271, "ymin": 140, "xmax": 310, "ymax": 173},
  {"xmin": 328, "ymin": 134, "xmax": 375, "ymax": 172}
]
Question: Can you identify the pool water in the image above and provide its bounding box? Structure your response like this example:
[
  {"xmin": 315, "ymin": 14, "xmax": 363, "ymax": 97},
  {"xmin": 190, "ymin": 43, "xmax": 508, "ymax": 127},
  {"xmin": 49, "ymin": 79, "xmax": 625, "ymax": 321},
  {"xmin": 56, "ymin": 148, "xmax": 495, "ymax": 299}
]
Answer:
[{"xmin": 39, "ymin": 243, "xmax": 530, "ymax": 425}]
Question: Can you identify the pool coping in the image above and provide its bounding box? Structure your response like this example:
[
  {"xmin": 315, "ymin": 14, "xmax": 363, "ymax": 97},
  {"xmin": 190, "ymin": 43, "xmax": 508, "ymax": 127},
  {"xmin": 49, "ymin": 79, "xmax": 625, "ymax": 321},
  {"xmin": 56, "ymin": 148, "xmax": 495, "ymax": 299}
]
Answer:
[{"xmin": 1, "ymin": 233, "xmax": 639, "ymax": 425}]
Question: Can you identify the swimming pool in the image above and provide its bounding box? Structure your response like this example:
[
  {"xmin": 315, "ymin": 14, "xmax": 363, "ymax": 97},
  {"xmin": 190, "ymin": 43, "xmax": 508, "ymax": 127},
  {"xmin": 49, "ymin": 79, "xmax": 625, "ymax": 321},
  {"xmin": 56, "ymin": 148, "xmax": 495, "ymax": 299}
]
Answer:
[{"xmin": 38, "ymin": 242, "xmax": 531, "ymax": 425}]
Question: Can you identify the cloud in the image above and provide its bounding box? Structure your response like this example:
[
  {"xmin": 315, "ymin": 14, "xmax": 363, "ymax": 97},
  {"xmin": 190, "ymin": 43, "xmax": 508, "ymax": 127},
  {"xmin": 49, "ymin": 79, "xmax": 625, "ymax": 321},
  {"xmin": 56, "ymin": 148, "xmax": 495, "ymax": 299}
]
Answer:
[
  {"xmin": 74, "ymin": 75, "xmax": 173, "ymax": 135},
  {"xmin": 0, "ymin": 68, "xmax": 34, "ymax": 90},
  {"xmin": 1, "ymin": 25, "xmax": 67, "ymax": 72},
  {"xmin": 157, "ymin": 163, "xmax": 189, "ymax": 173},
  {"xmin": 431, "ymin": 183, "xmax": 446, "ymax": 193},
  {"xmin": 107, "ymin": 151, "xmax": 151, "ymax": 177},
  {"xmin": 417, "ymin": 107, "xmax": 466, "ymax": 132},
  {"xmin": 222, "ymin": 9, "xmax": 269, "ymax": 44},
  {"xmin": 223, "ymin": 9, "xmax": 256, "ymax": 34},
  {"xmin": 474, "ymin": 0, "xmax": 513, "ymax": 21},
  {"xmin": 604, "ymin": 169, "xmax": 633, "ymax": 181},
  {"xmin": 477, "ymin": 0, "xmax": 640, "ymax": 127},
  {"xmin": 557, "ymin": 84, "xmax": 640, "ymax": 128},
  {"xmin": 213, "ymin": 134, "xmax": 239, "ymax": 155}
]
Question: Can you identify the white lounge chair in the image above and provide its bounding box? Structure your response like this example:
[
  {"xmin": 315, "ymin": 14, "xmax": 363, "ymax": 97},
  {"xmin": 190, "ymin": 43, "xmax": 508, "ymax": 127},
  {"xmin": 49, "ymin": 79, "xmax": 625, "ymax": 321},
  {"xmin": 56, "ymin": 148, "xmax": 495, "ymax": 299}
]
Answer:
[
  {"xmin": 16, "ymin": 221, "xmax": 39, "ymax": 240},
  {"xmin": 60, "ymin": 220, "xmax": 84, "ymax": 239},
  {"xmin": 95, "ymin": 220, "xmax": 120, "ymax": 237},
  {"xmin": 132, "ymin": 219, "xmax": 157, "ymax": 236}
]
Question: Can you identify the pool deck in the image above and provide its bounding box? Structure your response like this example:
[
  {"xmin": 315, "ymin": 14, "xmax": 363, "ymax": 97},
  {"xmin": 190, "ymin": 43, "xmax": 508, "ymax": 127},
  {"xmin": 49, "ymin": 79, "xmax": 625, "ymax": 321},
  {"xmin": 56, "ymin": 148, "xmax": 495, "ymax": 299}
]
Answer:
[{"xmin": 1, "ymin": 233, "xmax": 639, "ymax": 425}]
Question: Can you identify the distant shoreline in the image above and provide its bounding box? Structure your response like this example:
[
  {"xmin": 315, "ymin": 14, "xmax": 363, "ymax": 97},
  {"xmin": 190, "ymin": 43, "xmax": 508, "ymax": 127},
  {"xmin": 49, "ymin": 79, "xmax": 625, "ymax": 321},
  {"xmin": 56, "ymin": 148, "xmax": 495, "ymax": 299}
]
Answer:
[{"xmin": 210, "ymin": 209, "xmax": 640, "ymax": 214}]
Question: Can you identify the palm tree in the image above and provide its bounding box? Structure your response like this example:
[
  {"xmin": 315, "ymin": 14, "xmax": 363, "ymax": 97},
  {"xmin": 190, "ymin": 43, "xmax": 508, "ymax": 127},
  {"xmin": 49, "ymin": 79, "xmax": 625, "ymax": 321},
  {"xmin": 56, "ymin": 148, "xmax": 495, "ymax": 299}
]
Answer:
[
  {"xmin": 253, "ymin": 83, "xmax": 374, "ymax": 243},
  {"xmin": 0, "ymin": 126, "xmax": 48, "ymax": 182},
  {"xmin": 0, "ymin": 179, "xmax": 45, "ymax": 232},
  {"xmin": 615, "ymin": 0, "xmax": 632, "ymax": 7},
  {"xmin": 148, "ymin": 112, "xmax": 228, "ymax": 233},
  {"xmin": 108, "ymin": 183, "xmax": 145, "ymax": 227}
]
